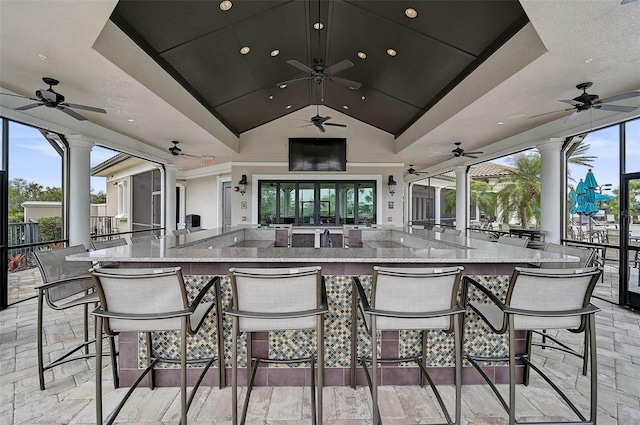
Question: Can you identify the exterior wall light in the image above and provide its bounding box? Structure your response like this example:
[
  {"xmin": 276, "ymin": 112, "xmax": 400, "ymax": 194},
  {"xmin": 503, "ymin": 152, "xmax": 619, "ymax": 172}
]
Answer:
[
  {"xmin": 238, "ymin": 174, "xmax": 248, "ymax": 196},
  {"xmin": 388, "ymin": 175, "xmax": 397, "ymax": 196}
]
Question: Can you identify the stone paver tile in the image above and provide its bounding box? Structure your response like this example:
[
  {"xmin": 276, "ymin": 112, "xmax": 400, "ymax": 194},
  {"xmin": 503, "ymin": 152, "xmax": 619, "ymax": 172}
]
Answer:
[
  {"xmin": 267, "ymin": 386, "xmax": 304, "ymax": 421},
  {"xmin": 616, "ymin": 373, "xmax": 640, "ymax": 396},
  {"xmin": 461, "ymin": 384, "xmax": 505, "ymax": 416},
  {"xmin": 34, "ymin": 398, "xmax": 91, "ymax": 424},
  {"xmin": 196, "ymin": 386, "xmax": 233, "ymax": 422},
  {"xmin": 395, "ymin": 385, "xmax": 443, "ymax": 420},
  {"xmin": 333, "ymin": 386, "xmax": 371, "ymax": 420},
  {"xmin": 618, "ymin": 404, "xmax": 640, "ymax": 425},
  {"xmin": 162, "ymin": 386, "xmax": 210, "ymax": 423}
]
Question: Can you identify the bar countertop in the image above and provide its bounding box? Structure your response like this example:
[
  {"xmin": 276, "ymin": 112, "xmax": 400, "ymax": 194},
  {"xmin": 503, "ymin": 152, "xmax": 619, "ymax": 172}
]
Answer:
[{"xmin": 68, "ymin": 227, "xmax": 579, "ymax": 265}]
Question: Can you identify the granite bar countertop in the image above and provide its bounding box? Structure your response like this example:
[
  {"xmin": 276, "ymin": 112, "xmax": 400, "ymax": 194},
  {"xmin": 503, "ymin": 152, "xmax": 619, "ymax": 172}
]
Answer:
[{"xmin": 69, "ymin": 227, "xmax": 579, "ymax": 265}]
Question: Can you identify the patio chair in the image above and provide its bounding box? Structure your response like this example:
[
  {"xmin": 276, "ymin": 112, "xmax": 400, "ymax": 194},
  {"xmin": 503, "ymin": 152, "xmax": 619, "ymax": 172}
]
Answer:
[
  {"xmin": 129, "ymin": 233, "xmax": 157, "ymax": 243},
  {"xmin": 463, "ymin": 267, "xmax": 601, "ymax": 425},
  {"xmin": 173, "ymin": 228, "xmax": 189, "ymax": 235},
  {"xmin": 91, "ymin": 238, "xmax": 128, "ymax": 269},
  {"xmin": 443, "ymin": 228, "xmax": 461, "ymax": 235},
  {"xmin": 351, "ymin": 266, "xmax": 465, "ymax": 425},
  {"xmin": 90, "ymin": 267, "xmax": 223, "ymax": 425},
  {"xmin": 539, "ymin": 242, "xmax": 596, "ymax": 269},
  {"xmin": 33, "ymin": 245, "xmax": 118, "ymax": 390},
  {"xmin": 187, "ymin": 226, "xmax": 202, "ymax": 232},
  {"xmin": 497, "ymin": 235, "xmax": 529, "ymax": 247},
  {"xmin": 432, "ymin": 225, "xmax": 445, "ymax": 233},
  {"xmin": 91, "ymin": 238, "xmax": 128, "ymax": 250},
  {"xmin": 227, "ymin": 266, "xmax": 327, "ymax": 425},
  {"xmin": 469, "ymin": 231, "xmax": 490, "ymax": 241}
]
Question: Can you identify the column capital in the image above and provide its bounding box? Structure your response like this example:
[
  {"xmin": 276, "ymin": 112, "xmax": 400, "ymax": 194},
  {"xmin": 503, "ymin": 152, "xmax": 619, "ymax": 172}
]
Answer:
[
  {"xmin": 454, "ymin": 166, "xmax": 467, "ymax": 178},
  {"xmin": 163, "ymin": 164, "xmax": 180, "ymax": 173},
  {"xmin": 536, "ymin": 138, "xmax": 564, "ymax": 152},
  {"xmin": 66, "ymin": 134, "xmax": 95, "ymax": 150}
]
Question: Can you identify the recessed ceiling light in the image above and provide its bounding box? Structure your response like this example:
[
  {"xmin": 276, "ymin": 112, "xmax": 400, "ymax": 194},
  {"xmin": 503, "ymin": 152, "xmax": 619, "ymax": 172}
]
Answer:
[
  {"xmin": 584, "ymin": 57, "xmax": 594, "ymax": 64},
  {"xmin": 361, "ymin": 96, "xmax": 366, "ymax": 100},
  {"xmin": 270, "ymin": 49, "xmax": 280, "ymax": 57},
  {"xmin": 38, "ymin": 54, "xmax": 47, "ymax": 61},
  {"xmin": 313, "ymin": 22, "xmax": 324, "ymax": 30},
  {"xmin": 126, "ymin": 118, "xmax": 134, "ymax": 122},
  {"xmin": 268, "ymin": 95, "xmax": 274, "ymax": 100},
  {"xmin": 357, "ymin": 51, "xmax": 367, "ymax": 59},
  {"xmin": 405, "ymin": 8, "xmax": 418, "ymax": 18},
  {"xmin": 240, "ymin": 46, "xmax": 250, "ymax": 55},
  {"xmin": 279, "ymin": 84, "xmax": 287, "ymax": 89},
  {"xmin": 497, "ymin": 121, "xmax": 504, "ymax": 125},
  {"xmin": 343, "ymin": 105, "xmax": 349, "ymax": 110},
  {"xmin": 386, "ymin": 48, "xmax": 397, "ymax": 57},
  {"xmin": 285, "ymin": 105, "xmax": 292, "ymax": 109},
  {"xmin": 508, "ymin": 113, "xmax": 526, "ymax": 119},
  {"xmin": 219, "ymin": 1, "xmax": 232, "ymax": 11}
]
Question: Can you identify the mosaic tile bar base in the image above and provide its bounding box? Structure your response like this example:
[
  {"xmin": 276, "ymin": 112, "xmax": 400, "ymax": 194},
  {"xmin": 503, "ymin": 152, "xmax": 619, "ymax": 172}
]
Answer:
[{"xmin": 117, "ymin": 273, "xmax": 526, "ymax": 387}]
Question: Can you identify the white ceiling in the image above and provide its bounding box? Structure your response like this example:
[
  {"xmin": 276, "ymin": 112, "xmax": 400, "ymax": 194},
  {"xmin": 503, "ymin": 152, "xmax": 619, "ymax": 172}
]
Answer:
[{"xmin": 1, "ymin": 0, "xmax": 639, "ymax": 176}]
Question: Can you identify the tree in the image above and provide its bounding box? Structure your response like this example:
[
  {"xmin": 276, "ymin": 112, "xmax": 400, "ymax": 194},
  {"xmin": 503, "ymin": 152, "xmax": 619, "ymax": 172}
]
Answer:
[
  {"xmin": 90, "ymin": 187, "xmax": 106, "ymax": 204},
  {"xmin": 497, "ymin": 152, "xmax": 541, "ymax": 228},
  {"xmin": 8, "ymin": 178, "xmax": 63, "ymax": 223}
]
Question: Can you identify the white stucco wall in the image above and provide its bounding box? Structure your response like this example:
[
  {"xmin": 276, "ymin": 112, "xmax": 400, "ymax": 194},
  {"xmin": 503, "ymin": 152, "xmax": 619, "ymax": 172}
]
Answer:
[{"xmin": 184, "ymin": 175, "xmax": 219, "ymax": 229}]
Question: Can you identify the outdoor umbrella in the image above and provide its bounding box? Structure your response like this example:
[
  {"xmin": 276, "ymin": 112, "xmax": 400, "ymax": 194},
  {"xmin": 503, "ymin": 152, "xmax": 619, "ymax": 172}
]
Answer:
[
  {"xmin": 569, "ymin": 188, "xmax": 578, "ymax": 215},
  {"xmin": 576, "ymin": 169, "xmax": 601, "ymax": 241}
]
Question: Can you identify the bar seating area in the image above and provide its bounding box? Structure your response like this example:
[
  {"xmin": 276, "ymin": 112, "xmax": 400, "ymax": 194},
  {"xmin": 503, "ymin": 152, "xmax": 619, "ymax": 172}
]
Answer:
[{"xmin": 2, "ymin": 248, "xmax": 639, "ymax": 423}]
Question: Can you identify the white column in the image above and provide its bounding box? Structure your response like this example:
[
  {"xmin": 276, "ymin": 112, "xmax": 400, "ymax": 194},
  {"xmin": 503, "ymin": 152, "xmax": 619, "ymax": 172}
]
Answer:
[
  {"xmin": 163, "ymin": 165, "xmax": 178, "ymax": 235},
  {"xmin": 67, "ymin": 135, "xmax": 94, "ymax": 248},
  {"xmin": 455, "ymin": 166, "xmax": 468, "ymax": 232},
  {"xmin": 538, "ymin": 139, "xmax": 564, "ymax": 243},
  {"xmin": 434, "ymin": 187, "xmax": 441, "ymax": 225}
]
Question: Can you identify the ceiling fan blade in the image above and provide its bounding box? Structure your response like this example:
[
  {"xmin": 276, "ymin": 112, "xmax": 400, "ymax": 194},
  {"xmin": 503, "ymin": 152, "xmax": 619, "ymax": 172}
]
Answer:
[
  {"xmin": 319, "ymin": 116, "xmax": 332, "ymax": 123},
  {"xmin": 464, "ymin": 151, "xmax": 484, "ymax": 155},
  {"xmin": 529, "ymin": 108, "xmax": 574, "ymax": 118},
  {"xmin": 326, "ymin": 59, "xmax": 354, "ymax": 75},
  {"xmin": 598, "ymin": 91, "xmax": 640, "ymax": 104},
  {"xmin": 276, "ymin": 76, "xmax": 312, "ymax": 86},
  {"xmin": 296, "ymin": 123, "xmax": 315, "ymax": 128},
  {"xmin": 595, "ymin": 104, "xmax": 637, "ymax": 113},
  {"xmin": 14, "ymin": 102, "xmax": 43, "ymax": 111},
  {"xmin": 564, "ymin": 111, "xmax": 580, "ymax": 123},
  {"xmin": 286, "ymin": 59, "xmax": 315, "ymax": 74},
  {"xmin": 333, "ymin": 77, "xmax": 362, "ymax": 90},
  {"xmin": 57, "ymin": 106, "xmax": 87, "ymax": 120},
  {"xmin": 559, "ymin": 99, "xmax": 581, "ymax": 106},
  {"xmin": 179, "ymin": 152, "xmax": 205, "ymax": 158},
  {"xmin": 0, "ymin": 93, "xmax": 37, "ymax": 100},
  {"xmin": 318, "ymin": 125, "xmax": 326, "ymax": 133},
  {"xmin": 465, "ymin": 154, "xmax": 479, "ymax": 159},
  {"xmin": 61, "ymin": 103, "xmax": 107, "ymax": 114},
  {"xmin": 324, "ymin": 123, "xmax": 347, "ymax": 127},
  {"xmin": 622, "ymin": 0, "xmax": 637, "ymax": 5}
]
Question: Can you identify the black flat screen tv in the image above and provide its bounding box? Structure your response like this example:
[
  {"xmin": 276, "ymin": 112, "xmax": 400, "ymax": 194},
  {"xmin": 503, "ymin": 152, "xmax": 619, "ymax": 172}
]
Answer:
[{"xmin": 289, "ymin": 138, "xmax": 347, "ymax": 171}]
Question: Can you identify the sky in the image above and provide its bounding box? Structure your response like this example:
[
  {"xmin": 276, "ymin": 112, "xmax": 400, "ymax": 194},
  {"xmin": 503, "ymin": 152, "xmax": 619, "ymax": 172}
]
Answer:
[
  {"xmin": 7, "ymin": 121, "xmax": 117, "ymax": 193},
  {"xmin": 494, "ymin": 118, "xmax": 640, "ymax": 193}
]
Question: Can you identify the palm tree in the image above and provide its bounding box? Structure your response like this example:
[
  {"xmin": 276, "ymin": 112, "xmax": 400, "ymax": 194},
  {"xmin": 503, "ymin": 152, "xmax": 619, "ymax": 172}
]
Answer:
[{"xmin": 497, "ymin": 152, "xmax": 541, "ymax": 228}]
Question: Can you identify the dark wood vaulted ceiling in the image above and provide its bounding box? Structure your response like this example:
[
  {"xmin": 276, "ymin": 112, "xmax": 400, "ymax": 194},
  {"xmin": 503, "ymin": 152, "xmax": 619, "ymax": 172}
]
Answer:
[{"xmin": 111, "ymin": 0, "xmax": 528, "ymax": 136}]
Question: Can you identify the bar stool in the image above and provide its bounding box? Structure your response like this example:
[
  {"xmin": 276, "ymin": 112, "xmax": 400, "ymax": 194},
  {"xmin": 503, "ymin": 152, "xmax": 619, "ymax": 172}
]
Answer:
[
  {"xmin": 90, "ymin": 267, "xmax": 224, "ymax": 425},
  {"xmin": 227, "ymin": 266, "xmax": 327, "ymax": 425},
  {"xmin": 497, "ymin": 234, "xmax": 529, "ymax": 247},
  {"xmin": 463, "ymin": 267, "xmax": 601, "ymax": 425},
  {"xmin": 33, "ymin": 245, "xmax": 118, "ymax": 390},
  {"xmin": 351, "ymin": 266, "xmax": 465, "ymax": 425}
]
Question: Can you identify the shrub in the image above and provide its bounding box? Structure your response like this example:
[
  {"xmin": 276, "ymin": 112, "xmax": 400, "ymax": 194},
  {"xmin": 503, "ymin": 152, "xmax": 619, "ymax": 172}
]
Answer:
[{"xmin": 38, "ymin": 216, "xmax": 63, "ymax": 243}]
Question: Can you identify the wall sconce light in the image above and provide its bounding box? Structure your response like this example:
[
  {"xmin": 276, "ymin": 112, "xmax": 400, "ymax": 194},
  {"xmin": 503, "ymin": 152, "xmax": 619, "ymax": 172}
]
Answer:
[
  {"xmin": 388, "ymin": 175, "xmax": 397, "ymax": 196},
  {"xmin": 238, "ymin": 174, "xmax": 248, "ymax": 196}
]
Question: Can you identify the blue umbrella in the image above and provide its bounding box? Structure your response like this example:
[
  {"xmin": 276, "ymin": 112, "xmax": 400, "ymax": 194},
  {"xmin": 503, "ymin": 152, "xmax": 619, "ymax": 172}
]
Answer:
[
  {"xmin": 569, "ymin": 189, "xmax": 578, "ymax": 214},
  {"xmin": 595, "ymin": 192, "xmax": 615, "ymax": 202},
  {"xmin": 584, "ymin": 169, "xmax": 598, "ymax": 204}
]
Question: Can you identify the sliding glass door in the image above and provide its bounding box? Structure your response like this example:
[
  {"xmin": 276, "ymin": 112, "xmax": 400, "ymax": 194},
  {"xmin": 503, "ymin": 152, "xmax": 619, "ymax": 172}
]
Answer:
[{"xmin": 258, "ymin": 180, "xmax": 376, "ymax": 226}]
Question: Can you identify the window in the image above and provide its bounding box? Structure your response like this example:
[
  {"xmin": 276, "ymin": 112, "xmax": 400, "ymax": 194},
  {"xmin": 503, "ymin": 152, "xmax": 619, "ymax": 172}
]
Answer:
[
  {"xmin": 116, "ymin": 182, "xmax": 127, "ymax": 218},
  {"xmin": 258, "ymin": 180, "xmax": 376, "ymax": 226}
]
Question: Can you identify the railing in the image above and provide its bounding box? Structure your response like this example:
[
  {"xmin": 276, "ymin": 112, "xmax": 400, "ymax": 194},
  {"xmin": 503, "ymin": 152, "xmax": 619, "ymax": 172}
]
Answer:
[{"xmin": 90, "ymin": 215, "xmax": 117, "ymax": 237}]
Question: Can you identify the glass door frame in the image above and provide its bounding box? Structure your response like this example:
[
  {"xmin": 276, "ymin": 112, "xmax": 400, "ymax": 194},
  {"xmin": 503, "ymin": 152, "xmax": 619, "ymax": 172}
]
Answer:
[{"xmin": 620, "ymin": 172, "xmax": 640, "ymax": 309}]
